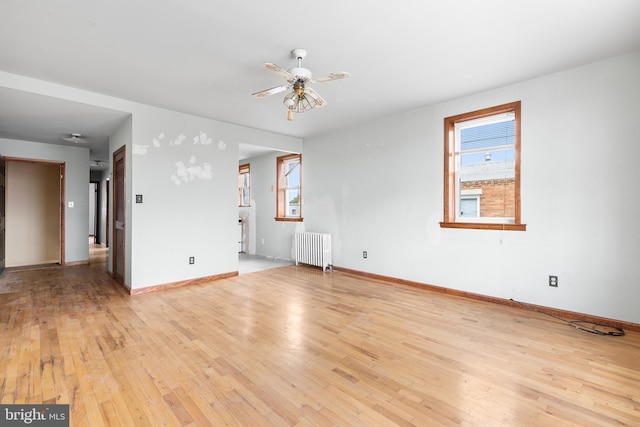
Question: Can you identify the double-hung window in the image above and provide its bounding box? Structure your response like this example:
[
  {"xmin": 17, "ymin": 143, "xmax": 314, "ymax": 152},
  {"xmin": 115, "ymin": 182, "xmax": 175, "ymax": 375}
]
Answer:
[
  {"xmin": 238, "ymin": 164, "xmax": 250, "ymax": 207},
  {"xmin": 441, "ymin": 101, "xmax": 525, "ymax": 231},
  {"xmin": 276, "ymin": 153, "xmax": 302, "ymax": 221}
]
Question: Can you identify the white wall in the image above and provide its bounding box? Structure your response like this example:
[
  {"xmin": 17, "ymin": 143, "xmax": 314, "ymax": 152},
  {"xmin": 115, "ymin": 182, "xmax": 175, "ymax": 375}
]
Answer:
[
  {"xmin": 302, "ymin": 51, "xmax": 640, "ymax": 324},
  {"xmin": 0, "ymin": 138, "xmax": 90, "ymax": 264},
  {"xmin": 128, "ymin": 109, "xmax": 239, "ymax": 288}
]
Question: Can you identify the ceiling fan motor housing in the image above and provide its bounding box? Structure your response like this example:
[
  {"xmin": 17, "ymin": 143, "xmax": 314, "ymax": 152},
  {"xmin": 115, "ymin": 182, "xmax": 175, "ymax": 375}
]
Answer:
[
  {"xmin": 288, "ymin": 48, "xmax": 312, "ymax": 79},
  {"xmin": 289, "ymin": 67, "xmax": 312, "ymax": 80}
]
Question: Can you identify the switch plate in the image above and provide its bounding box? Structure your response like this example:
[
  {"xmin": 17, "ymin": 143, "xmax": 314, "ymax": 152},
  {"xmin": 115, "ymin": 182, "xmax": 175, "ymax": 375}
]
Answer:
[{"xmin": 135, "ymin": 194, "xmax": 143, "ymax": 203}]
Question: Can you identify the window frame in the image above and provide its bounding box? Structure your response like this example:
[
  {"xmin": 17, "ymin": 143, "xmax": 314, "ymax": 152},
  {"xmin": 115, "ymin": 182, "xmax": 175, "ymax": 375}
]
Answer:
[
  {"xmin": 238, "ymin": 163, "xmax": 250, "ymax": 207},
  {"xmin": 441, "ymin": 101, "xmax": 526, "ymax": 231},
  {"xmin": 275, "ymin": 153, "xmax": 303, "ymax": 222}
]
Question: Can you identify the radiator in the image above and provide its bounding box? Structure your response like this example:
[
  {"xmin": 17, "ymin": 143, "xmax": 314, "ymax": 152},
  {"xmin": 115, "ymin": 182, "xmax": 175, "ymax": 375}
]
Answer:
[{"xmin": 295, "ymin": 232, "xmax": 332, "ymax": 272}]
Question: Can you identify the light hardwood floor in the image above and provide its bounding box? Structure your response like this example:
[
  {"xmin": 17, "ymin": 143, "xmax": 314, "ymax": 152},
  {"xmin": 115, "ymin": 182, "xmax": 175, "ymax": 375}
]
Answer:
[{"xmin": 1, "ymin": 247, "xmax": 639, "ymax": 426}]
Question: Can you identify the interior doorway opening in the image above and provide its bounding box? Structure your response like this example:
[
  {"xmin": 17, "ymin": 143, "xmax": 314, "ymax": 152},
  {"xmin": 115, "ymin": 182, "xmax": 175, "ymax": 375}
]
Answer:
[
  {"xmin": 4, "ymin": 158, "xmax": 65, "ymax": 268},
  {"xmin": 89, "ymin": 181, "xmax": 98, "ymax": 244}
]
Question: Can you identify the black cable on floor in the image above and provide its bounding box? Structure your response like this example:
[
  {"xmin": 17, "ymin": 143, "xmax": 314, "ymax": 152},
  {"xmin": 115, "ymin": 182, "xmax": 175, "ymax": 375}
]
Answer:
[{"xmin": 510, "ymin": 299, "xmax": 625, "ymax": 337}]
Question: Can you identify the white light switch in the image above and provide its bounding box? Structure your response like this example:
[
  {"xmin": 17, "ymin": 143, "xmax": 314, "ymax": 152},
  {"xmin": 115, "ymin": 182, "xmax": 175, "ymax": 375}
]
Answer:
[{"xmin": 68, "ymin": 201, "xmax": 74, "ymax": 208}]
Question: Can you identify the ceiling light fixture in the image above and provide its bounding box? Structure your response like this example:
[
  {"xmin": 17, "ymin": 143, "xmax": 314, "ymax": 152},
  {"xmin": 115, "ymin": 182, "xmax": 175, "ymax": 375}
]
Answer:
[
  {"xmin": 252, "ymin": 48, "xmax": 350, "ymax": 121},
  {"xmin": 283, "ymin": 81, "xmax": 319, "ymax": 121},
  {"xmin": 62, "ymin": 133, "xmax": 88, "ymax": 143}
]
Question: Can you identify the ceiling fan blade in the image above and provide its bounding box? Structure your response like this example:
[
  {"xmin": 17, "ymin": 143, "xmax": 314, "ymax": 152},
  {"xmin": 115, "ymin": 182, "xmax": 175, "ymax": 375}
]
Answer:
[
  {"xmin": 311, "ymin": 71, "xmax": 350, "ymax": 83},
  {"xmin": 252, "ymin": 84, "xmax": 290, "ymax": 98},
  {"xmin": 263, "ymin": 63, "xmax": 295, "ymax": 81},
  {"xmin": 304, "ymin": 87, "xmax": 327, "ymax": 108}
]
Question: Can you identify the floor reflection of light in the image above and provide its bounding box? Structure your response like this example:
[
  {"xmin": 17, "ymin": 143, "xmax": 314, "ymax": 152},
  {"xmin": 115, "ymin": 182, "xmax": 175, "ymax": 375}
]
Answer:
[{"xmin": 287, "ymin": 298, "xmax": 305, "ymax": 349}]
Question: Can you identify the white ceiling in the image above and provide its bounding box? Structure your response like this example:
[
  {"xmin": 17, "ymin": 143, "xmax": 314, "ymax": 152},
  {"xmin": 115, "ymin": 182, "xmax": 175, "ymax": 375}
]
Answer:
[{"xmin": 1, "ymin": 1, "xmax": 639, "ymax": 165}]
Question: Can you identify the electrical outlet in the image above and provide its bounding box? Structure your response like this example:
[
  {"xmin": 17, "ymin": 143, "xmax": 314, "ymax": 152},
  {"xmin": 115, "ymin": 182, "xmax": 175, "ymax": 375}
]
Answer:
[
  {"xmin": 189, "ymin": 256, "xmax": 195, "ymax": 265},
  {"xmin": 363, "ymin": 251, "xmax": 367, "ymax": 259},
  {"xmin": 549, "ymin": 275, "xmax": 558, "ymax": 287}
]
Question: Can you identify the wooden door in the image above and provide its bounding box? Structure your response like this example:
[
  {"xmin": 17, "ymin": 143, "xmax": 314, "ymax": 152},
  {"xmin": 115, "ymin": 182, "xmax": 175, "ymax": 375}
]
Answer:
[
  {"xmin": 0, "ymin": 157, "xmax": 5, "ymax": 274},
  {"xmin": 106, "ymin": 183, "xmax": 109, "ymax": 247},
  {"xmin": 112, "ymin": 147, "xmax": 125, "ymax": 285}
]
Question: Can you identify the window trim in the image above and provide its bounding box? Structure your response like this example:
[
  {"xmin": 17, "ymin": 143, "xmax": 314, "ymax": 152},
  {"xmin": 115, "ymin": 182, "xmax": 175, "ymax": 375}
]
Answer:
[
  {"xmin": 440, "ymin": 101, "xmax": 526, "ymax": 231},
  {"xmin": 238, "ymin": 163, "xmax": 250, "ymax": 207},
  {"xmin": 275, "ymin": 153, "xmax": 303, "ymax": 222}
]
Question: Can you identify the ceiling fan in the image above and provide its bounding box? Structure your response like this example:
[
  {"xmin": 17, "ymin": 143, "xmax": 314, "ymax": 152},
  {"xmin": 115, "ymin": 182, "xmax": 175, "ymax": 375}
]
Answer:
[
  {"xmin": 252, "ymin": 48, "xmax": 350, "ymax": 120},
  {"xmin": 90, "ymin": 160, "xmax": 106, "ymax": 168},
  {"xmin": 62, "ymin": 133, "xmax": 89, "ymax": 143}
]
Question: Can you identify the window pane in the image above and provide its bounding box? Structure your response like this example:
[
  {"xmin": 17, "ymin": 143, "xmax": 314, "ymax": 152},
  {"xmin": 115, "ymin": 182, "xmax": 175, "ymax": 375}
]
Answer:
[
  {"xmin": 287, "ymin": 189, "xmax": 300, "ymax": 204},
  {"xmin": 286, "ymin": 189, "xmax": 300, "ymax": 216},
  {"xmin": 457, "ymin": 117, "xmax": 515, "ymax": 221},
  {"xmin": 459, "ymin": 149, "xmax": 515, "ymax": 180},
  {"xmin": 460, "ymin": 117, "xmax": 514, "ymax": 152},
  {"xmin": 285, "ymin": 160, "xmax": 300, "ymax": 187},
  {"xmin": 459, "ymin": 176, "xmax": 514, "ymax": 220}
]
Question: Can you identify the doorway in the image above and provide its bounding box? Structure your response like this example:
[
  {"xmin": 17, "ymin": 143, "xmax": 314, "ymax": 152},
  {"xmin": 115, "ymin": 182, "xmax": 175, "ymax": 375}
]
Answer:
[
  {"xmin": 105, "ymin": 180, "xmax": 109, "ymax": 247},
  {"xmin": 89, "ymin": 182, "xmax": 98, "ymax": 244},
  {"xmin": 4, "ymin": 159, "xmax": 64, "ymax": 267},
  {"xmin": 0, "ymin": 157, "xmax": 5, "ymax": 274}
]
